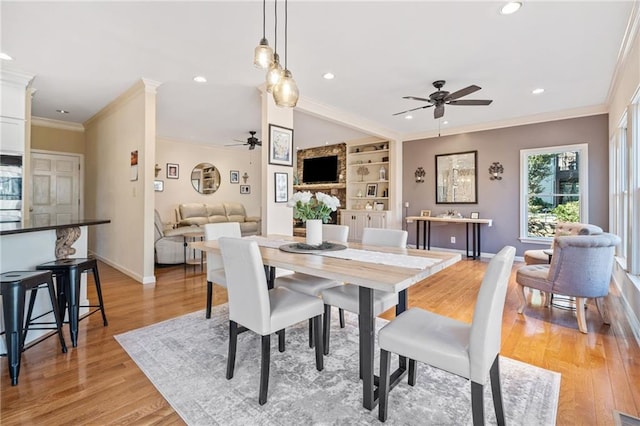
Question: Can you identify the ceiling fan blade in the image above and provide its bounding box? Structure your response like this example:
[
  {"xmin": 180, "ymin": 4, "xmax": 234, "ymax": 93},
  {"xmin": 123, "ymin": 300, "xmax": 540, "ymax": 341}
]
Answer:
[
  {"xmin": 392, "ymin": 104, "xmax": 433, "ymax": 116},
  {"xmin": 448, "ymin": 99, "xmax": 493, "ymax": 106},
  {"xmin": 402, "ymin": 96, "xmax": 431, "ymax": 102},
  {"xmin": 445, "ymin": 85, "xmax": 481, "ymax": 101},
  {"xmin": 225, "ymin": 143, "xmax": 247, "ymax": 147},
  {"xmin": 434, "ymin": 104, "xmax": 445, "ymax": 119}
]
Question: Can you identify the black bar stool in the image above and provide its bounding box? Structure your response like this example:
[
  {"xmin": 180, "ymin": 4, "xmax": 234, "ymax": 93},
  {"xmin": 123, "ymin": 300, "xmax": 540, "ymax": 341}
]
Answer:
[
  {"xmin": 1, "ymin": 270, "xmax": 68, "ymax": 386},
  {"xmin": 36, "ymin": 258, "xmax": 108, "ymax": 347}
]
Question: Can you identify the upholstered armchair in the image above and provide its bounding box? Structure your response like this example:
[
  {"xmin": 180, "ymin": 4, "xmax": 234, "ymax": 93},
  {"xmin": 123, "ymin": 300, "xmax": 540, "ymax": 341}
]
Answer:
[
  {"xmin": 154, "ymin": 210, "xmax": 200, "ymax": 265},
  {"xmin": 516, "ymin": 232, "xmax": 620, "ymax": 333},
  {"xmin": 523, "ymin": 222, "xmax": 603, "ymax": 265}
]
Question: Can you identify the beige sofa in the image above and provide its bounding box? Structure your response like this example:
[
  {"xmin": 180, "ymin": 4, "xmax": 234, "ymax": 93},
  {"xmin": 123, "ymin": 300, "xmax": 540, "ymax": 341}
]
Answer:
[
  {"xmin": 154, "ymin": 209, "xmax": 202, "ymax": 265},
  {"xmin": 175, "ymin": 202, "xmax": 261, "ymax": 237}
]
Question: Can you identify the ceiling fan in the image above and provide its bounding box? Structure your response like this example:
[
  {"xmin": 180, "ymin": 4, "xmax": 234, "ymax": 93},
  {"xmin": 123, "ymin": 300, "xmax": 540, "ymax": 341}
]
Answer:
[
  {"xmin": 393, "ymin": 80, "xmax": 493, "ymax": 119},
  {"xmin": 226, "ymin": 131, "xmax": 262, "ymax": 150}
]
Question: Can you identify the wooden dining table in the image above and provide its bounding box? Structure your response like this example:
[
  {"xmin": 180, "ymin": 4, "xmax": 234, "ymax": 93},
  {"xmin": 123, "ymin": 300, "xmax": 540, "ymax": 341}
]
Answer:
[{"xmin": 191, "ymin": 235, "xmax": 461, "ymax": 410}]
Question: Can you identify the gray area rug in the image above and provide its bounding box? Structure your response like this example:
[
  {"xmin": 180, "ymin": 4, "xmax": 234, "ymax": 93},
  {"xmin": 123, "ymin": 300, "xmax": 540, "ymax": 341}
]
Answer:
[{"xmin": 115, "ymin": 305, "xmax": 560, "ymax": 425}]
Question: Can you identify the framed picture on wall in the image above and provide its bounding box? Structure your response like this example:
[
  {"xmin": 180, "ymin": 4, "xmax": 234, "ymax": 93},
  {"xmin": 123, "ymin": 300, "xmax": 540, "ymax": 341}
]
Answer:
[
  {"xmin": 230, "ymin": 170, "xmax": 239, "ymax": 183},
  {"xmin": 268, "ymin": 124, "xmax": 293, "ymax": 166},
  {"xmin": 420, "ymin": 210, "xmax": 431, "ymax": 217},
  {"xmin": 470, "ymin": 212, "xmax": 480, "ymax": 219},
  {"xmin": 167, "ymin": 163, "xmax": 179, "ymax": 179},
  {"xmin": 274, "ymin": 172, "xmax": 288, "ymax": 203},
  {"xmin": 240, "ymin": 185, "xmax": 251, "ymax": 194}
]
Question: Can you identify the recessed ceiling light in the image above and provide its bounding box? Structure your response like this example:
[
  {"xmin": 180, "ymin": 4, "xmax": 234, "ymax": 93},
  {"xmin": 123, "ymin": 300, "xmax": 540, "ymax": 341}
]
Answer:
[
  {"xmin": 443, "ymin": 121, "xmax": 449, "ymax": 125},
  {"xmin": 56, "ymin": 109, "xmax": 70, "ymax": 114},
  {"xmin": 323, "ymin": 72, "xmax": 335, "ymax": 80},
  {"xmin": 532, "ymin": 88, "xmax": 545, "ymax": 95},
  {"xmin": 500, "ymin": 1, "xmax": 522, "ymax": 15},
  {"xmin": 405, "ymin": 115, "xmax": 413, "ymax": 120},
  {"xmin": 193, "ymin": 76, "xmax": 207, "ymax": 83},
  {"xmin": 0, "ymin": 52, "xmax": 13, "ymax": 61}
]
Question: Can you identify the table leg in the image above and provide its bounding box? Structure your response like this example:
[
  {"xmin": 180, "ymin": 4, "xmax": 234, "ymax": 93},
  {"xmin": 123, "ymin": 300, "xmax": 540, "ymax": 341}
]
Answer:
[
  {"xmin": 359, "ymin": 286, "xmax": 376, "ymax": 410},
  {"xmin": 415, "ymin": 221, "xmax": 420, "ymax": 250},
  {"xmin": 476, "ymin": 223, "xmax": 481, "ymax": 259},
  {"xmin": 466, "ymin": 223, "xmax": 470, "ymax": 258},
  {"xmin": 427, "ymin": 221, "xmax": 431, "ymax": 250}
]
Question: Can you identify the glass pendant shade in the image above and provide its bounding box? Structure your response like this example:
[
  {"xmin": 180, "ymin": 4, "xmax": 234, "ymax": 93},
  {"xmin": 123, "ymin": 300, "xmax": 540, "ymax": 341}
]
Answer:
[
  {"xmin": 266, "ymin": 53, "xmax": 283, "ymax": 93},
  {"xmin": 273, "ymin": 69, "xmax": 299, "ymax": 107},
  {"xmin": 253, "ymin": 38, "xmax": 274, "ymax": 69}
]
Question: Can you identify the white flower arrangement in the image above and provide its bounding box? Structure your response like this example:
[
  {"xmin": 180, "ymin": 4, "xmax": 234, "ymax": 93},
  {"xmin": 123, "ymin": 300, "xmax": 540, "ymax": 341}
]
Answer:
[{"xmin": 287, "ymin": 191, "xmax": 341, "ymax": 223}]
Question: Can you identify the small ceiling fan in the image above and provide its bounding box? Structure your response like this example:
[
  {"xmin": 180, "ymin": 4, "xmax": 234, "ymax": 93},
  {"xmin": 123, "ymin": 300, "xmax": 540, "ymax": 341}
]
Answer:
[
  {"xmin": 393, "ymin": 80, "xmax": 493, "ymax": 119},
  {"xmin": 226, "ymin": 131, "xmax": 262, "ymax": 150}
]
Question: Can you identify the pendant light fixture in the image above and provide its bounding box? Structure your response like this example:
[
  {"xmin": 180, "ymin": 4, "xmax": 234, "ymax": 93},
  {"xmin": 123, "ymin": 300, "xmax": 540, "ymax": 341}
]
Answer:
[
  {"xmin": 253, "ymin": 0, "xmax": 273, "ymax": 69},
  {"xmin": 273, "ymin": 0, "xmax": 299, "ymax": 107},
  {"xmin": 266, "ymin": 0, "xmax": 283, "ymax": 93}
]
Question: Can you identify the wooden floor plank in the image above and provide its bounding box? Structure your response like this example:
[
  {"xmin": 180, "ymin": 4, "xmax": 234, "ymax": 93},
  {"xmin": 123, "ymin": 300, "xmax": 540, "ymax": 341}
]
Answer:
[{"xmin": 1, "ymin": 259, "xmax": 639, "ymax": 425}]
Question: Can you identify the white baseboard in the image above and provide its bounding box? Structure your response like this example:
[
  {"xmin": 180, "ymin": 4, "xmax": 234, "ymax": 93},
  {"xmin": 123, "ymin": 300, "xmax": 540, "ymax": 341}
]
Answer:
[{"xmin": 89, "ymin": 251, "xmax": 156, "ymax": 285}]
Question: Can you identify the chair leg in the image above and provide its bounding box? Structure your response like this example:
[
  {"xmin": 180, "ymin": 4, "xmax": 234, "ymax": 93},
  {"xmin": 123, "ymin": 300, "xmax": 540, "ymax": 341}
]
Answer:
[
  {"xmin": 2, "ymin": 284, "xmax": 25, "ymax": 385},
  {"xmin": 471, "ymin": 381, "xmax": 485, "ymax": 426},
  {"xmin": 91, "ymin": 266, "xmax": 108, "ymax": 326},
  {"xmin": 323, "ymin": 304, "xmax": 331, "ymax": 355},
  {"xmin": 308, "ymin": 318, "xmax": 314, "ymax": 348},
  {"xmin": 408, "ymin": 359, "xmax": 417, "ymax": 386},
  {"xmin": 277, "ymin": 329, "xmax": 285, "ymax": 353},
  {"xmin": 23, "ymin": 287, "xmax": 39, "ymax": 344},
  {"xmin": 259, "ymin": 334, "xmax": 271, "ymax": 405},
  {"xmin": 45, "ymin": 280, "xmax": 67, "ymax": 354},
  {"xmin": 595, "ymin": 297, "xmax": 610, "ymax": 325},
  {"xmin": 378, "ymin": 349, "xmax": 391, "ymax": 422},
  {"xmin": 489, "ymin": 355, "xmax": 505, "ymax": 426},
  {"xmin": 516, "ymin": 283, "xmax": 527, "ymax": 314},
  {"xmin": 339, "ymin": 308, "xmax": 345, "ymax": 328},
  {"xmin": 313, "ymin": 315, "xmax": 323, "ymax": 371},
  {"xmin": 226, "ymin": 321, "xmax": 238, "ymax": 380},
  {"xmin": 206, "ymin": 281, "xmax": 213, "ymax": 319},
  {"xmin": 576, "ymin": 297, "xmax": 588, "ymax": 333}
]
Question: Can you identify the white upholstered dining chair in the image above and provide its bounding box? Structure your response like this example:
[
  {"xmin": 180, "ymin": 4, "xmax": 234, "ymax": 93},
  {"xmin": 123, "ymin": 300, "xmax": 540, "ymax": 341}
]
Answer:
[
  {"xmin": 203, "ymin": 222, "xmax": 241, "ymax": 318},
  {"xmin": 219, "ymin": 237, "xmax": 324, "ymax": 405},
  {"xmin": 377, "ymin": 246, "xmax": 515, "ymax": 424},
  {"xmin": 276, "ymin": 224, "xmax": 350, "ymax": 347},
  {"xmin": 320, "ymin": 227, "xmax": 408, "ymax": 355}
]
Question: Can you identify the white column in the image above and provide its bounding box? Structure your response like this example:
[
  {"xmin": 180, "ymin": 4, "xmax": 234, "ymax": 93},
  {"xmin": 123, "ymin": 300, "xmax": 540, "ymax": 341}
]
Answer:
[{"xmin": 260, "ymin": 86, "xmax": 294, "ymax": 236}]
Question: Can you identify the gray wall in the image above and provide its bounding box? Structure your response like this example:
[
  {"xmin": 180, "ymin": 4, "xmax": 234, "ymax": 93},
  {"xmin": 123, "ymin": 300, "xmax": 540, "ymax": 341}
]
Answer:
[{"xmin": 402, "ymin": 114, "xmax": 609, "ymax": 257}]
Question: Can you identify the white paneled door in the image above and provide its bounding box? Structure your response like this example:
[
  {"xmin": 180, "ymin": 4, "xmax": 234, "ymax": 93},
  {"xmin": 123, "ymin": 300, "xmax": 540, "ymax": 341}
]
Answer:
[{"xmin": 30, "ymin": 152, "xmax": 80, "ymax": 226}]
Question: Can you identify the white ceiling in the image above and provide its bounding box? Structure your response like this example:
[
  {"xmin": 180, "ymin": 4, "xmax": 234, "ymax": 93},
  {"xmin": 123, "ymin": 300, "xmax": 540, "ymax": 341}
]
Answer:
[{"xmin": 1, "ymin": 1, "xmax": 635, "ymax": 150}]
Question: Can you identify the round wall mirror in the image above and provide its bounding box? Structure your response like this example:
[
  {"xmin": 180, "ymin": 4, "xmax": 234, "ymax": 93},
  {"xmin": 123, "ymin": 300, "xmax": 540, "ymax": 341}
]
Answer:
[{"xmin": 190, "ymin": 163, "xmax": 221, "ymax": 194}]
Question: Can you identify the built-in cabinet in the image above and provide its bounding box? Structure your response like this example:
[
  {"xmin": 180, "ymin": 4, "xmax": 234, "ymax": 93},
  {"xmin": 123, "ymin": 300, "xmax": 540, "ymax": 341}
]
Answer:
[
  {"xmin": 345, "ymin": 140, "xmax": 390, "ymax": 210},
  {"xmin": 339, "ymin": 140, "xmax": 391, "ymax": 241},
  {"xmin": 340, "ymin": 210, "xmax": 390, "ymax": 241}
]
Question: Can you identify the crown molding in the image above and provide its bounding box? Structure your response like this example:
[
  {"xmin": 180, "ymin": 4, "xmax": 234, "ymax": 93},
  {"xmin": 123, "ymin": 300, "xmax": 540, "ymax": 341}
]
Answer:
[
  {"xmin": 0, "ymin": 69, "xmax": 35, "ymax": 87},
  {"xmin": 402, "ymin": 104, "xmax": 607, "ymax": 142},
  {"xmin": 31, "ymin": 116, "xmax": 85, "ymax": 132},
  {"xmin": 83, "ymin": 78, "xmax": 162, "ymax": 128},
  {"xmin": 606, "ymin": 1, "xmax": 640, "ymax": 106},
  {"xmin": 296, "ymin": 96, "xmax": 401, "ymax": 142}
]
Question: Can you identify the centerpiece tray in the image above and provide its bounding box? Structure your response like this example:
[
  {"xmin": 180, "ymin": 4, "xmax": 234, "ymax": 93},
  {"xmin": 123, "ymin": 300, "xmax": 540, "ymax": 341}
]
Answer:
[{"xmin": 279, "ymin": 242, "xmax": 347, "ymax": 254}]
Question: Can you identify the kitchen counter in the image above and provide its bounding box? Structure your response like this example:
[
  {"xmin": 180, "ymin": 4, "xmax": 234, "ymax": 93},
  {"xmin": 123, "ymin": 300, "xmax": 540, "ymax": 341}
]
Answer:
[{"xmin": 0, "ymin": 218, "xmax": 110, "ymax": 235}]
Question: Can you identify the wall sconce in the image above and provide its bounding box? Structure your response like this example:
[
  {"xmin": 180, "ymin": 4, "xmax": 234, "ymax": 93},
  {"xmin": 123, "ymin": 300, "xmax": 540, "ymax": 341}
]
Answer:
[
  {"xmin": 155, "ymin": 164, "xmax": 161, "ymax": 177},
  {"xmin": 489, "ymin": 162, "xmax": 504, "ymax": 180},
  {"xmin": 242, "ymin": 172, "xmax": 249, "ymax": 183},
  {"xmin": 414, "ymin": 166, "xmax": 426, "ymax": 183}
]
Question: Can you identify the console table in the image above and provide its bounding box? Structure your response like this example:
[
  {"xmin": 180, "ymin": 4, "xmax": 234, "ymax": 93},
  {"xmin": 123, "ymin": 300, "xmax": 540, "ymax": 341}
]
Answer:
[{"xmin": 406, "ymin": 216, "xmax": 493, "ymax": 259}]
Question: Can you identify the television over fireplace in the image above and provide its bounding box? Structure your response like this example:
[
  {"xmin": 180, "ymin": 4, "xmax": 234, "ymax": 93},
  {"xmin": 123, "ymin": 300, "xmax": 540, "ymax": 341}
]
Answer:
[{"xmin": 302, "ymin": 155, "xmax": 339, "ymax": 184}]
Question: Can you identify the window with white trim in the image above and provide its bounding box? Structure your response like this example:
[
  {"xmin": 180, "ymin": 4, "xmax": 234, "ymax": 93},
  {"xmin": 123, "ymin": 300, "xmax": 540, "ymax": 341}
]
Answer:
[{"xmin": 520, "ymin": 144, "xmax": 588, "ymax": 243}]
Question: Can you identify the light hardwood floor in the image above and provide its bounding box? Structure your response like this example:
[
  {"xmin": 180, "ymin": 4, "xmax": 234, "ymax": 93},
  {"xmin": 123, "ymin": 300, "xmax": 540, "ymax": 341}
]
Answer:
[{"xmin": 1, "ymin": 258, "xmax": 639, "ymax": 425}]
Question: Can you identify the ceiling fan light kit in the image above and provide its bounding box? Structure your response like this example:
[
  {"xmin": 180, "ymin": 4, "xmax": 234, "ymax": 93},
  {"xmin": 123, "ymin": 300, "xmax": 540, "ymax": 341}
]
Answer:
[{"xmin": 393, "ymin": 80, "xmax": 493, "ymax": 119}]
